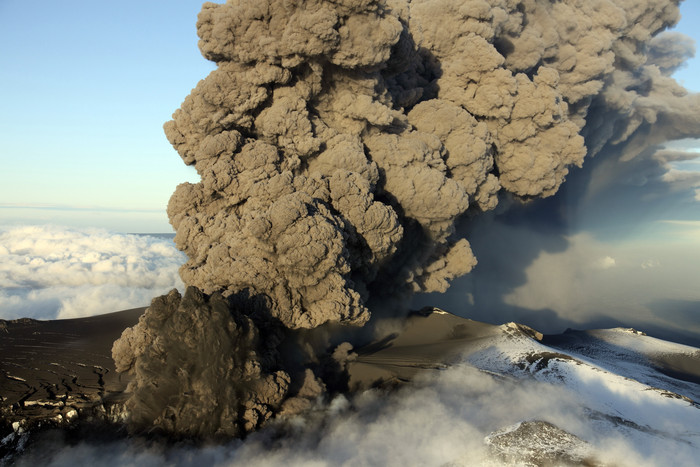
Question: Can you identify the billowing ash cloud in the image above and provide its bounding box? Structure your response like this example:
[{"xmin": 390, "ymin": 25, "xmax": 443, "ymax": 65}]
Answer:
[
  {"xmin": 114, "ymin": 0, "xmax": 700, "ymax": 437},
  {"xmin": 112, "ymin": 287, "xmax": 293, "ymax": 437},
  {"xmin": 0, "ymin": 225, "xmax": 184, "ymax": 320}
]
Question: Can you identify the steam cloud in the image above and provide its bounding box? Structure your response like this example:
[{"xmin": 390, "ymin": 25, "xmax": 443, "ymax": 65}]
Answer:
[
  {"xmin": 12, "ymin": 362, "xmax": 700, "ymax": 467},
  {"xmin": 113, "ymin": 0, "xmax": 700, "ymax": 437}
]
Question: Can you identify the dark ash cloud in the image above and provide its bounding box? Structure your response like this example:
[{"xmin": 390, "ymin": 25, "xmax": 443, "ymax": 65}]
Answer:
[{"xmin": 112, "ymin": 0, "xmax": 700, "ymax": 437}]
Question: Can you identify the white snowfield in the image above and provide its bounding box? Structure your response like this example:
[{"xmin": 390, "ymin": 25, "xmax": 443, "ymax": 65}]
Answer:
[{"xmin": 466, "ymin": 324, "xmax": 700, "ymax": 465}]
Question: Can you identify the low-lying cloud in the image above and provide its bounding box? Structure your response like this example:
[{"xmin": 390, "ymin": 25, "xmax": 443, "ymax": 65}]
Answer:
[
  {"xmin": 503, "ymin": 232, "xmax": 700, "ymax": 327},
  {"xmin": 415, "ymin": 220, "xmax": 700, "ymax": 342},
  {"xmin": 0, "ymin": 225, "xmax": 185, "ymax": 320},
  {"xmin": 13, "ymin": 360, "xmax": 699, "ymax": 467}
]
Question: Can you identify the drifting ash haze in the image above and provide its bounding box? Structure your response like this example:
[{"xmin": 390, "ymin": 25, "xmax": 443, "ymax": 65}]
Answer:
[{"xmin": 106, "ymin": 0, "xmax": 700, "ymax": 440}]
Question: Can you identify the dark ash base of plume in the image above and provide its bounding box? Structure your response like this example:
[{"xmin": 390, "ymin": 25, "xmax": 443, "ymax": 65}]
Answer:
[
  {"xmin": 111, "ymin": 287, "xmax": 345, "ymax": 439},
  {"xmin": 0, "ymin": 287, "xmax": 359, "ymax": 447}
]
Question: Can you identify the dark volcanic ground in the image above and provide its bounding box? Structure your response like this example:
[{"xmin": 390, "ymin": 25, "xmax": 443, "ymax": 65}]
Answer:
[{"xmin": 0, "ymin": 308, "xmax": 144, "ymax": 431}]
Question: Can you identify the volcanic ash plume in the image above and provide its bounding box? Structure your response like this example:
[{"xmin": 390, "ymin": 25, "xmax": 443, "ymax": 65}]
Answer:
[{"xmin": 113, "ymin": 0, "xmax": 699, "ymax": 437}]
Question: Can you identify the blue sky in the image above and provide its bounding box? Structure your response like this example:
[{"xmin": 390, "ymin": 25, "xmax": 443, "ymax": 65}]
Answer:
[
  {"xmin": 0, "ymin": 0, "xmax": 699, "ymax": 233},
  {"xmin": 0, "ymin": 1, "xmax": 211, "ymax": 232},
  {"xmin": 671, "ymin": 1, "xmax": 700, "ymax": 92}
]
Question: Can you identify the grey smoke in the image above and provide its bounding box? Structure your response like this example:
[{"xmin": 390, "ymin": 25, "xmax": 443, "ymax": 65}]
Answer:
[
  {"xmin": 113, "ymin": 0, "xmax": 700, "ymax": 436},
  {"xmin": 412, "ymin": 141, "xmax": 700, "ymax": 346}
]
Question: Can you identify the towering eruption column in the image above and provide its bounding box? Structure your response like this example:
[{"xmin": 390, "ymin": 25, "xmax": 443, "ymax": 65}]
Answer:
[{"xmin": 113, "ymin": 0, "xmax": 696, "ymax": 438}]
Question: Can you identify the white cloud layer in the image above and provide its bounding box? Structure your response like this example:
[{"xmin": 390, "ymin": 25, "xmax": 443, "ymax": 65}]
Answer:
[{"xmin": 0, "ymin": 225, "xmax": 185, "ymax": 320}]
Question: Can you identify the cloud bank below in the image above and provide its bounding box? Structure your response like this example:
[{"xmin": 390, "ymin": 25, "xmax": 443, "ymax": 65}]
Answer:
[{"xmin": 0, "ymin": 225, "xmax": 185, "ymax": 320}]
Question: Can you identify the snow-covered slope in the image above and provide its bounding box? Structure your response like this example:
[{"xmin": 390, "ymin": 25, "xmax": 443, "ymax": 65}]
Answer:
[
  {"xmin": 464, "ymin": 322, "xmax": 700, "ymax": 464},
  {"xmin": 543, "ymin": 328, "xmax": 700, "ymax": 401},
  {"xmin": 345, "ymin": 309, "xmax": 699, "ymax": 465}
]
